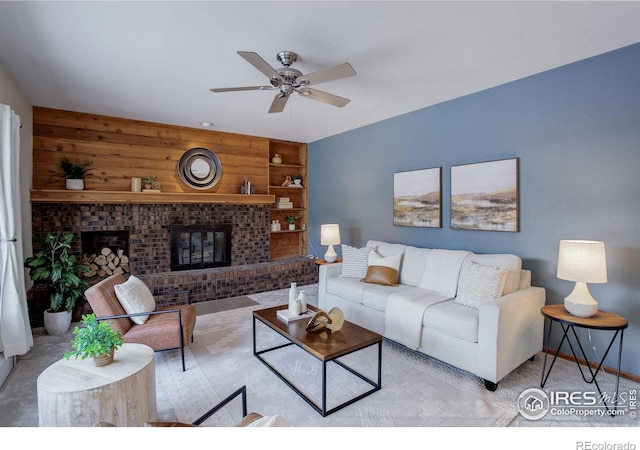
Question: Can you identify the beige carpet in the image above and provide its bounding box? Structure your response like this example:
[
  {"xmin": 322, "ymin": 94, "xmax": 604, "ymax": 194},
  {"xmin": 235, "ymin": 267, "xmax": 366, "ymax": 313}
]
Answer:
[{"xmin": 158, "ymin": 285, "xmax": 640, "ymax": 428}]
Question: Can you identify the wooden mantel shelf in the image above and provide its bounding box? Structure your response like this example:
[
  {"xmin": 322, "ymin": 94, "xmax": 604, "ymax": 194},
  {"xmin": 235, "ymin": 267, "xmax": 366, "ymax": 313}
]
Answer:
[{"xmin": 30, "ymin": 189, "xmax": 275, "ymax": 205}]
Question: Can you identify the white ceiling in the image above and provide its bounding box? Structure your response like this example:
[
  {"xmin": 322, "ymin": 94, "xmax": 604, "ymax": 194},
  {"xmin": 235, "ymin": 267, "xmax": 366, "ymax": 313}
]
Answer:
[{"xmin": 1, "ymin": 1, "xmax": 640, "ymax": 143}]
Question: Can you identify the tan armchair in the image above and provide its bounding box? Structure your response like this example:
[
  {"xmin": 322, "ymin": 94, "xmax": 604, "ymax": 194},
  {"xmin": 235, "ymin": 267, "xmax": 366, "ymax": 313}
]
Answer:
[{"xmin": 84, "ymin": 274, "xmax": 196, "ymax": 371}]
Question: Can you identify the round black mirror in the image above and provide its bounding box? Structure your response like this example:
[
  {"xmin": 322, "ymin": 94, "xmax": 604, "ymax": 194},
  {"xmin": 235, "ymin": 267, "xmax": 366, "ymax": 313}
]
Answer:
[{"xmin": 177, "ymin": 147, "xmax": 222, "ymax": 190}]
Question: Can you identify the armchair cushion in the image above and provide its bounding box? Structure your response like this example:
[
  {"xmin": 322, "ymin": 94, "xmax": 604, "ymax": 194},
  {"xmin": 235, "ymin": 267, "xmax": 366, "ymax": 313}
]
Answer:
[{"xmin": 114, "ymin": 275, "xmax": 156, "ymax": 324}]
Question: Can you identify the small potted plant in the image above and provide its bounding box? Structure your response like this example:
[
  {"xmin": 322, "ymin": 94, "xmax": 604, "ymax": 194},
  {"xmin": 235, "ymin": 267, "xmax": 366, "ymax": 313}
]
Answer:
[
  {"xmin": 143, "ymin": 176, "xmax": 155, "ymax": 189},
  {"xmin": 25, "ymin": 232, "xmax": 89, "ymax": 335},
  {"xmin": 285, "ymin": 215, "xmax": 298, "ymax": 230},
  {"xmin": 64, "ymin": 313, "xmax": 124, "ymax": 366},
  {"xmin": 292, "ymin": 175, "xmax": 302, "ymax": 186},
  {"xmin": 57, "ymin": 157, "xmax": 93, "ymax": 190}
]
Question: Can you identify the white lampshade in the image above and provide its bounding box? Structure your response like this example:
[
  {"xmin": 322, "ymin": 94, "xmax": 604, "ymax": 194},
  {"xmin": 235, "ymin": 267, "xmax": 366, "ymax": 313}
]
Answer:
[
  {"xmin": 321, "ymin": 224, "xmax": 341, "ymax": 263},
  {"xmin": 557, "ymin": 240, "xmax": 607, "ymax": 317}
]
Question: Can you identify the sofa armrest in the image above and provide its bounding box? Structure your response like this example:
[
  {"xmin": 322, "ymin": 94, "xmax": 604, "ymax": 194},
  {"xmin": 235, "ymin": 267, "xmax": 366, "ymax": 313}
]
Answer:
[
  {"xmin": 477, "ymin": 286, "xmax": 546, "ymax": 382},
  {"xmin": 318, "ymin": 262, "xmax": 342, "ymax": 309}
]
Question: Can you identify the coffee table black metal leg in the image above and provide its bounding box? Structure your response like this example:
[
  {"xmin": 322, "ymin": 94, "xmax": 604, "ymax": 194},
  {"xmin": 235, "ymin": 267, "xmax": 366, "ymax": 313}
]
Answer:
[{"xmin": 322, "ymin": 361, "xmax": 327, "ymax": 416}]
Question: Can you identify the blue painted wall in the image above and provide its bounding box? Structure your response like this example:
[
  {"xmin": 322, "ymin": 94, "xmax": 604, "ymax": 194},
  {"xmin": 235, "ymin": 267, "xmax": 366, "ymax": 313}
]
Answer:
[{"xmin": 308, "ymin": 43, "xmax": 640, "ymax": 377}]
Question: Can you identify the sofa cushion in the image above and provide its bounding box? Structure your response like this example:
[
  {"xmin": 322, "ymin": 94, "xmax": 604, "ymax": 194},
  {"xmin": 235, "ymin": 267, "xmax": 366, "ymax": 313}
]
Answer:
[
  {"xmin": 326, "ymin": 276, "xmax": 367, "ymax": 304},
  {"xmin": 418, "ymin": 249, "xmax": 471, "ymax": 297},
  {"xmin": 340, "ymin": 244, "xmax": 374, "ymax": 279},
  {"xmin": 361, "ymin": 283, "xmax": 413, "ymax": 312},
  {"xmin": 399, "ymin": 246, "xmax": 431, "ymax": 286},
  {"xmin": 114, "ymin": 275, "xmax": 156, "ymax": 325},
  {"xmin": 423, "ymin": 300, "xmax": 480, "ymax": 343},
  {"xmin": 454, "ymin": 261, "xmax": 507, "ymax": 309}
]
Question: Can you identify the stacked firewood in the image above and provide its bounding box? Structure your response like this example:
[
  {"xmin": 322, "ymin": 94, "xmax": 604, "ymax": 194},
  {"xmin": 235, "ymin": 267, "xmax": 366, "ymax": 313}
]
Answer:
[{"xmin": 82, "ymin": 247, "xmax": 130, "ymax": 278}]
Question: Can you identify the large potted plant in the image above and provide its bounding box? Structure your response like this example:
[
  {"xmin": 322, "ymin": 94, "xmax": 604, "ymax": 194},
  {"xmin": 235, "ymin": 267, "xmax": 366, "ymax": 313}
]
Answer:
[
  {"xmin": 64, "ymin": 313, "xmax": 124, "ymax": 366},
  {"xmin": 25, "ymin": 232, "xmax": 89, "ymax": 335},
  {"xmin": 57, "ymin": 157, "xmax": 93, "ymax": 190}
]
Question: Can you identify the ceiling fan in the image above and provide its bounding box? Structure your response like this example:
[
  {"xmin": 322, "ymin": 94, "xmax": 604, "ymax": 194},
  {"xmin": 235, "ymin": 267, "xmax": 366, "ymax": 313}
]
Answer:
[{"xmin": 210, "ymin": 51, "xmax": 356, "ymax": 113}]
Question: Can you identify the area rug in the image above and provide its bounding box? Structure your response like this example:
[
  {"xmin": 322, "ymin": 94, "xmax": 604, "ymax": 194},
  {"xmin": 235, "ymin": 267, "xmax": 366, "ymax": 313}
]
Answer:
[{"xmin": 158, "ymin": 285, "xmax": 640, "ymax": 427}]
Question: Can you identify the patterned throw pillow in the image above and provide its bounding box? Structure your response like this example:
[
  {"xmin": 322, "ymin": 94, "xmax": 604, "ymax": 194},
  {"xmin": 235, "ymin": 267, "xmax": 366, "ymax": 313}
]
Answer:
[
  {"xmin": 454, "ymin": 261, "xmax": 508, "ymax": 309},
  {"xmin": 114, "ymin": 275, "xmax": 156, "ymax": 325},
  {"xmin": 340, "ymin": 244, "xmax": 374, "ymax": 279}
]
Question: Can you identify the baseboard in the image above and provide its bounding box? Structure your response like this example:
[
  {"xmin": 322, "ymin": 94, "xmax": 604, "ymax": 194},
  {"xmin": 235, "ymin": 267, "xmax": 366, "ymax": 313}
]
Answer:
[{"xmin": 543, "ymin": 347, "xmax": 640, "ymax": 384}]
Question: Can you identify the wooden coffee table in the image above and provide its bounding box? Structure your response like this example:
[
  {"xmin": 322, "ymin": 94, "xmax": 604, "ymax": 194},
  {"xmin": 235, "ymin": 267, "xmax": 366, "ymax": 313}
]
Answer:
[{"xmin": 252, "ymin": 304, "xmax": 382, "ymax": 417}]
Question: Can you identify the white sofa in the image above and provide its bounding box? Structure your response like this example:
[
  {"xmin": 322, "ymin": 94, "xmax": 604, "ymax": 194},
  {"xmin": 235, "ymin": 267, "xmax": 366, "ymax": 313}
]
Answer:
[{"xmin": 318, "ymin": 240, "xmax": 546, "ymax": 390}]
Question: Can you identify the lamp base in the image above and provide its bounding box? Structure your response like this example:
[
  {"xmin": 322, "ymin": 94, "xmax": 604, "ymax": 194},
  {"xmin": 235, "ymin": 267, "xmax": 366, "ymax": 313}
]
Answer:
[
  {"xmin": 324, "ymin": 245, "xmax": 337, "ymax": 264},
  {"xmin": 564, "ymin": 281, "xmax": 598, "ymax": 317}
]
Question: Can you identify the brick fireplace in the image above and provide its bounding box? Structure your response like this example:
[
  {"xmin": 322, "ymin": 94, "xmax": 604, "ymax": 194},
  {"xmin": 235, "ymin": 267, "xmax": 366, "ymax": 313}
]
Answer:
[{"xmin": 28, "ymin": 202, "xmax": 317, "ymax": 327}]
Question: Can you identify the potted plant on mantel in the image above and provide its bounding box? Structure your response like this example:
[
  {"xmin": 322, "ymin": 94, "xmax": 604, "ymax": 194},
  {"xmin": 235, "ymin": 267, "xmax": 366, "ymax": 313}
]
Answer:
[
  {"xmin": 24, "ymin": 232, "xmax": 89, "ymax": 336},
  {"xmin": 57, "ymin": 157, "xmax": 94, "ymax": 190},
  {"xmin": 64, "ymin": 313, "xmax": 124, "ymax": 366}
]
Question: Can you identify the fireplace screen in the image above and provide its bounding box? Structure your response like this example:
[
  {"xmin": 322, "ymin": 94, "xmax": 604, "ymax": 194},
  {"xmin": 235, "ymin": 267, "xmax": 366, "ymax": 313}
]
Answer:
[{"xmin": 170, "ymin": 225, "xmax": 231, "ymax": 271}]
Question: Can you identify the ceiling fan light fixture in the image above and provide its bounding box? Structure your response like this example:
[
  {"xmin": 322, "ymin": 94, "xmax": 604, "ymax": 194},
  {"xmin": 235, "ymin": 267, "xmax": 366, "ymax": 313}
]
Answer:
[{"xmin": 210, "ymin": 50, "xmax": 355, "ymax": 114}]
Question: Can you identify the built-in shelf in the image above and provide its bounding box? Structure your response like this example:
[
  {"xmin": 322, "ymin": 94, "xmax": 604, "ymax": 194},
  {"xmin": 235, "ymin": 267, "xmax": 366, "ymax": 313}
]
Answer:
[
  {"xmin": 30, "ymin": 189, "xmax": 275, "ymax": 205},
  {"xmin": 270, "ymin": 229, "xmax": 306, "ymax": 234}
]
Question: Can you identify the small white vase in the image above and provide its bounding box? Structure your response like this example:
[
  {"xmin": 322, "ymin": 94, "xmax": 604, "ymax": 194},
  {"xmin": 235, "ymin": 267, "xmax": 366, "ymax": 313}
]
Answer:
[
  {"xmin": 65, "ymin": 179, "xmax": 84, "ymax": 190},
  {"xmin": 289, "ymin": 224, "xmax": 295, "ymax": 230}
]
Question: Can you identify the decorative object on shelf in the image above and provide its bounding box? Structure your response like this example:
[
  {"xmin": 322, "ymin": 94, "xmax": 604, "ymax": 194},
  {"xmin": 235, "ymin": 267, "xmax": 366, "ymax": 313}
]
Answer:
[
  {"xmin": 24, "ymin": 232, "xmax": 89, "ymax": 335},
  {"xmin": 64, "ymin": 313, "xmax": 124, "ymax": 366},
  {"xmin": 557, "ymin": 239, "xmax": 607, "ymax": 317},
  {"xmin": 393, "ymin": 167, "xmax": 442, "ymax": 228},
  {"xmin": 281, "ymin": 176, "xmax": 293, "ymax": 187},
  {"xmin": 177, "ymin": 147, "xmax": 222, "ymax": 190},
  {"xmin": 288, "ymin": 282, "xmax": 298, "ymax": 312},
  {"xmin": 56, "ymin": 157, "xmax": 94, "ymax": 190},
  {"xmin": 275, "ymin": 196, "xmax": 293, "ymax": 208},
  {"xmin": 240, "ymin": 180, "xmax": 254, "ymax": 194},
  {"xmin": 271, "ymin": 154, "xmax": 283, "ymax": 164},
  {"xmin": 451, "ymin": 158, "xmax": 519, "ymax": 232},
  {"xmin": 143, "ymin": 176, "xmax": 155, "ymax": 189},
  {"xmin": 292, "ymin": 175, "xmax": 302, "ymax": 186},
  {"xmin": 305, "ymin": 307, "xmax": 344, "ymax": 333},
  {"xmin": 285, "ymin": 215, "xmax": 298, "ymax": 230},
  {"xmin": 320, "ymin": 224, "xmax": 341, "ymax": 263},
  {"xmin": 130, "ymin": 177, "xmax": 142, "ymax": 192}
]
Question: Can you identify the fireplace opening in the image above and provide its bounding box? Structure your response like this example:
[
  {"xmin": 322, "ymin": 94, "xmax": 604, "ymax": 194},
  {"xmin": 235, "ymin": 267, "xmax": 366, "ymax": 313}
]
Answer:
[
  {"xmin": 81, "ymin": 230, "xmax": 130, "ymax": 278},
  {"xmin": 170, "ymin": 225, "xmax": 231, "ymax": 271}
]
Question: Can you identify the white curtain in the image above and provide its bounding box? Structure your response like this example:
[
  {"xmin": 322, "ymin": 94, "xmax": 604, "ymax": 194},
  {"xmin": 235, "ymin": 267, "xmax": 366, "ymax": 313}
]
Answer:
[{"xmin": 0, "ymin": 103, "xmax": 33, "ymax": 357}]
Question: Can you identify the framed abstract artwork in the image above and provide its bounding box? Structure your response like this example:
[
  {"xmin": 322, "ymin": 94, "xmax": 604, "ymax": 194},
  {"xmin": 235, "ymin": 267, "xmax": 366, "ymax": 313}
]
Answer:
[
  {"xmin": 393, "ymin": 167, "xmax": 442, "ymax": 228},
  {"xmin": 450, "ymin": 158, "xmax": 519, "ymax": 232}
]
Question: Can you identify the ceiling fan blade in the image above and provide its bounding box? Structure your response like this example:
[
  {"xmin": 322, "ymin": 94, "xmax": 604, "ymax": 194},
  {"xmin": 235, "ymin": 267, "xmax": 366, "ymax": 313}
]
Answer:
[
  {"xmin": 297, "ymin": 63, "xmax": 356, "ymax": 86},
  {"xmin": 210, "ymin": 86, "xmax": 275, "ymax": 93},
  {"xmin": 268, "ymin": 93, "xmax": 290, "ymax": 114},
  {"xmin": 297, "ymin": 88, "xmax": 350, "ymax": 108},
  {"xmin": 237, "ymin": 51, "xmax": 282, "ymax": 82}
]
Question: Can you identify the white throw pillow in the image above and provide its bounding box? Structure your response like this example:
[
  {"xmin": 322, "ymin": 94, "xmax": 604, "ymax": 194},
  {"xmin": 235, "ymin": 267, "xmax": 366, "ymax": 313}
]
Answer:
[
  {"xmin": 368, "ymin": 250, "xmax": 402, "ymax": 271},
  {"xmin": 454, "ymin": 261, "xmax": 508, "ymax": 310},
  {"xmin": 114, "ymin": 275, "xmax": 156, "ymax": 325},
  {"xmin": 340, "ymin": 244, "xmax": 374, "ymax": 279}
]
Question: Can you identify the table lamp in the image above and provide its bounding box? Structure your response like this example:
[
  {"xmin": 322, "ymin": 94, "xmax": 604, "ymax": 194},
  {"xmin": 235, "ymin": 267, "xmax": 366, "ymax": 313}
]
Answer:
[
  {"xmin": 556, "ymin": 240, "xmax": 607, "ymax": 317},
  {"xmin": 321, "ymin": 224, "xmax": 341, "ymax": 263}
]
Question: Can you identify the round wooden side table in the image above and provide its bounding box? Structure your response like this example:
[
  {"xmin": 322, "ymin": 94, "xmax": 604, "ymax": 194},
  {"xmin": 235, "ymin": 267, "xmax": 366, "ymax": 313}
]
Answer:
[
  {"xmin": 540, "ymin": 304, "xmax": 628, "ymax": 412},
  {"xmin": 37, "ymin": 343, "xmax": 156, "ymax": 426}
]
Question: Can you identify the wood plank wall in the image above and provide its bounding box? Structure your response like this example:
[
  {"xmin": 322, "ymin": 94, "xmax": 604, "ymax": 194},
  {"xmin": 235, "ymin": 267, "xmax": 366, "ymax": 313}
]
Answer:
[{"xmin": 32, "ymin": 107, "xmax": 271, "ymax": 194}]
